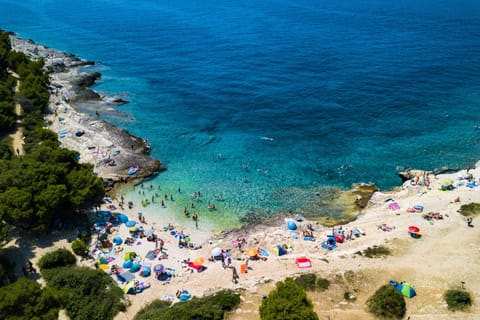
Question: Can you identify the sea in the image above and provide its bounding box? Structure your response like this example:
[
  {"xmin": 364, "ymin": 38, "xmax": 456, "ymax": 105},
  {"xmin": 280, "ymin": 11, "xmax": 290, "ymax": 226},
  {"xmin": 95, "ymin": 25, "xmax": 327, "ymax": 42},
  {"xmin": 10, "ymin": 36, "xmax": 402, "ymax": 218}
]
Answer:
[{"xmin": 1, "ymin": 0, "xmax": 480, "ymax": 230}]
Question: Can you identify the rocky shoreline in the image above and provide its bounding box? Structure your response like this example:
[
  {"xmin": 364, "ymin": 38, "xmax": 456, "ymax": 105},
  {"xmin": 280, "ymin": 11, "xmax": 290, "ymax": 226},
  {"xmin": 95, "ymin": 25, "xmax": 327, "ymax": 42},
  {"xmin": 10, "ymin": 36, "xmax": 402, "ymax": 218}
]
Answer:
[{"xmin": 9, "ymin": 34, "xmax": 164, "ymax": 188}]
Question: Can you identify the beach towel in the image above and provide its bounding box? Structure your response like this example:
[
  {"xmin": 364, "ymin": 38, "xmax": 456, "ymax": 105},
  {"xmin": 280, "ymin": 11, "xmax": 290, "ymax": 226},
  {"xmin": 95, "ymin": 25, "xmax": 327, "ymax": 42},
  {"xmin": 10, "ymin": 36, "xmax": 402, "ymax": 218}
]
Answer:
[
  {"xmin": 146, "ymin": 250, "xmax": 157, "ymax": 260},
  {"xmin": 295, "ymin": 257, "xmax": 312, "ymax": 268},
  {"xmin": 389, "ymin": 202, "xmax": 400, "ymax": 211},
  {"xmin": 187, "ymin": 262, "xmax": 206, "ymax": 272}
]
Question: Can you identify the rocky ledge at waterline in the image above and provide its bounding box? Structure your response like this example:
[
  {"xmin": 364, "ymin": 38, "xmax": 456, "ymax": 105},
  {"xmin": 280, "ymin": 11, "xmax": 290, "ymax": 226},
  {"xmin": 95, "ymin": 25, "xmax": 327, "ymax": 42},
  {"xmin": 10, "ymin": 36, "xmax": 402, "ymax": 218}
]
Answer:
[{"xmin": 9, "ymin": 33, "xmax": 164, "ymax": 188}]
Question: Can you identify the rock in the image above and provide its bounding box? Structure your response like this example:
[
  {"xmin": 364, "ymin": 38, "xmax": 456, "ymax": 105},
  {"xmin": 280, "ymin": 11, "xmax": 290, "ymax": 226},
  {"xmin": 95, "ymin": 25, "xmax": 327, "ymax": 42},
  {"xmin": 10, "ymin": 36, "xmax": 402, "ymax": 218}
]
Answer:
[
  {"xmin": 9, "ymin": 34, "xmax": 164, "ymax": 190},
  {"xmin": 112, "ymin": 98, "xmax": 128, "ymax": 104},
  {"xmin": 352, "ymin": 183, "xmax": 379, "ymax": 208}
]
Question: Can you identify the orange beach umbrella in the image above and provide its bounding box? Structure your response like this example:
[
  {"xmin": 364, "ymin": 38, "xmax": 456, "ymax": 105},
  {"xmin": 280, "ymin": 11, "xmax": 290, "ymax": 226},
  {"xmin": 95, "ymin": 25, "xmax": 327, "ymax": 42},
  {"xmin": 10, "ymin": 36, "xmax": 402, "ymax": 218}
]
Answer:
[
  {"xmin": 193, "ymin": 257, "xmax": 205, "ymax": 266},
  {"xmin": 246, "ymin": 248, "xmax": 258, "ymax": 257}
]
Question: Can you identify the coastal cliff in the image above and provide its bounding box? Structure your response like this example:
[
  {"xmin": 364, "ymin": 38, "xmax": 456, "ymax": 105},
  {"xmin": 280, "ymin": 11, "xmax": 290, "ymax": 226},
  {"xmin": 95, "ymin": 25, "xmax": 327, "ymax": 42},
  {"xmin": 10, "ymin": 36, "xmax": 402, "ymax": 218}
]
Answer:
[{"xmin": 9, "ymin": 35, "xmax": 164, "ymax": 188}]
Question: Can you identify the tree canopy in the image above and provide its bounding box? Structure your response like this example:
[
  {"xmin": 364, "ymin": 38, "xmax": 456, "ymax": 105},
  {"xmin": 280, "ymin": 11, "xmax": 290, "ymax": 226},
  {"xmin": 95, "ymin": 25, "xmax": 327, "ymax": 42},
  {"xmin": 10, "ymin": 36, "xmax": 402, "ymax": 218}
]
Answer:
[{"xmin": 259, "ymin": 278, "xmax": 318, "ymax": 320}]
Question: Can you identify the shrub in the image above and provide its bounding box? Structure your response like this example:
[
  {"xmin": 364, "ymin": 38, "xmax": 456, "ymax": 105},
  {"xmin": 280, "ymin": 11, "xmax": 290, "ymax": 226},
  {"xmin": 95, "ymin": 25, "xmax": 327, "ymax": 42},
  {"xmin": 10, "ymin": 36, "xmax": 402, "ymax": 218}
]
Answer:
[
  {"xmin": 0, "ymin": 277, "xmax": 59, "ymax": 320},
  {"xmin": 444, "ymin": 289, "xmax": 472, "ymax": 311},
  {"xmin": 458, "ymin": 203, "xmax": 480, "ymax": 217},
  {"xmin": 316, "ymin": 278, "xmax": 330, "ymax": 292},
  {"xmin": 135, "ymin": 290, "xmax": 240, "ymax": 320},
  {"xmin": 356, "ymin": 245, "xmax": 391, "ymax": 258},
  {"xmin": 294, "ymin": 273, "xmax": 317, "ymax": 291},
  {"xmin": 38, "ymin": 248, "xmax": 76, "ymax": 271},
  {"xmin": 260, "ymin": 278, "xmax": 318, "ymax": 320},
  {"xmin": 43, "ymin": 266, "xmax": 125, "ymax": 320},
  {"xmin": 72, "ymin": 238, "xmax": 88, "ymax": 256},
  {"xmin": 366, "ymin": 285, "xmax": 406, "ymax": 319}
]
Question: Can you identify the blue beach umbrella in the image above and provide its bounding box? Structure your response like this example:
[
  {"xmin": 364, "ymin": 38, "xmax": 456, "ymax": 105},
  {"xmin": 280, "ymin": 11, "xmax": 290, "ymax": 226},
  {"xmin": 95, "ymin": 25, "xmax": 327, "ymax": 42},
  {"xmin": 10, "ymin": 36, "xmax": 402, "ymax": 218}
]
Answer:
[{"xmin": 126, "ymin": 220, "xmax": 137, "ymax": 227}]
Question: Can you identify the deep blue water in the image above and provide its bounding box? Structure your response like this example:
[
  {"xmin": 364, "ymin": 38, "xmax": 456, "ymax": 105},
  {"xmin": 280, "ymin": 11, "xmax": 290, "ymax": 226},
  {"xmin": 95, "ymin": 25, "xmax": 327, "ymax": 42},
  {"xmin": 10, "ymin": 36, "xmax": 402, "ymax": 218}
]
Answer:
[{"xmin": 1, "ymin": 0, "xmax": 480, "ymax": 226}]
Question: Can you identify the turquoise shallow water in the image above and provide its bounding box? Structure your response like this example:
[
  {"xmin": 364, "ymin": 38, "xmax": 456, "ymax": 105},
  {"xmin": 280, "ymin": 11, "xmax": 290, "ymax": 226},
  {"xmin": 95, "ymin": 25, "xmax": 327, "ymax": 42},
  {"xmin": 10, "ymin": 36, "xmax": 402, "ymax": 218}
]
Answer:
[{"xmin": 1, "ymin": 0, "xmax": 480, "ymax": 228}]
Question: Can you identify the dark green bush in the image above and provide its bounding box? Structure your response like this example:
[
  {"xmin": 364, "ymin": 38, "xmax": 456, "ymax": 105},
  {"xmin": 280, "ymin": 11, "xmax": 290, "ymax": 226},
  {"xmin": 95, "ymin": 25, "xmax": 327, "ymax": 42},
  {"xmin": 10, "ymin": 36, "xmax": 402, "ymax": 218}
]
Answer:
[
  {"xmin": 135, "ymin": 290, "xmax": 240, "ymax": 320},
  {"xmin": 444, "ymin": 289, "xmax": 472, "ymax": 311},
  {"xmin": 316, "ymin": 278, "xmax": 330, "ymax": 292},
  {"xmin": 294, "ymin": 273, "xmax": 317, "ymax": 291},
  {"xmin": 356, "ymin": 245, "xmax": 391, "ymax": 258},
  {"xmin": 366, "ymin": 285, "xmax": 406, "ymax": 319},
  {"xmin": 260, "ymin": 278, "xmax": 318, "ymax": 320},
  {"xmin": 0, "ymin": 277, "xmax": 59, "ymax": 320},
  {"xmin": 458, "ymin": 203, "xmax": 480, "ymax": 217},
  {"xmin": 38, "ymin": 248, "xmax": 76, "ymax": 270},
  {"xmin": 72, "ymin": 238, "xmax": 88, "ymax": 256},
  {"xmin": 43, "ymin": 266, "xmax": 125, "ymax": 320}
]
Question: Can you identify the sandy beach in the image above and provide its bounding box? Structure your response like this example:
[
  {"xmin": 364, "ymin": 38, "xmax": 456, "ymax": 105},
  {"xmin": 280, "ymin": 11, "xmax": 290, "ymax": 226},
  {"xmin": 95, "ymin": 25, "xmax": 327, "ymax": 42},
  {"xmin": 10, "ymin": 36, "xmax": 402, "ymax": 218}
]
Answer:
[
  {"xmin": 4, "ymin": 35, "xmax": 480, "ymax": 320},
  {"xmin": 99, "ymin": 166, "xmax": 478, "ymax": 319}
]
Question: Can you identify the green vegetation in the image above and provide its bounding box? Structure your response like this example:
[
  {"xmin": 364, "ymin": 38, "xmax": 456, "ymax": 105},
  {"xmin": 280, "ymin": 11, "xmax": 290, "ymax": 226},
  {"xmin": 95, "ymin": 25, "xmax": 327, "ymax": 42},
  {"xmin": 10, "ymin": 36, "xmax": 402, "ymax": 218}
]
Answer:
[
  {"xmin": 366, "ymin": 285, "xmax": 406, "ymax": 319},
  {"xmin": 0, "ymin": 277, "xmax": 59, "ymax": 320},
  {"xmin": 72, "ymin": 238, "xmax": 88, "ymax": 256},
  {"xmin": 0, "ymin": 28, "xmax": 104, "ymax": 239},
  {"xmin": 355, "ymin": 245, "xmax": 391, "ymax": 258},
  {"xmin": 293, "ymin": 273, "xmax": 330, "ymax": 292},
  {"xmin": 38, "ymin": 248, "xmax": 76, "ymax": 271},
  {"xmin": 0, "ymin": 28, "xmax": 112, "ymax": 319},
  {"xmin": 42, "ymin": 266, "xmax": 126, "ymax": 320},
  {"xmin": 458, "ymin": 203, "xmax": 480, "ymax": 217},
  {"xmin": 134, "ymin": 290, "xmax": 240, "ymax": 320},
  {"xmin": 259, "ymin": 278, "xmax": 318, "ymax": 320},
  {"xmin": 444, "ymin": 289, "xmax": 472, "ymax": 311}
]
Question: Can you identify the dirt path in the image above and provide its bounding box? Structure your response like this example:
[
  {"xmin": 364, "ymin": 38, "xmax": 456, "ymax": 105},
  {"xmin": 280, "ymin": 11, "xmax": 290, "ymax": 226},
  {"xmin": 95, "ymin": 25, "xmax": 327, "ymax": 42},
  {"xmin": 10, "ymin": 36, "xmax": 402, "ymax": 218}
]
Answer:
[{"xmin": 8, "ymin": 71, "xmax": 25, "ymax": 156}]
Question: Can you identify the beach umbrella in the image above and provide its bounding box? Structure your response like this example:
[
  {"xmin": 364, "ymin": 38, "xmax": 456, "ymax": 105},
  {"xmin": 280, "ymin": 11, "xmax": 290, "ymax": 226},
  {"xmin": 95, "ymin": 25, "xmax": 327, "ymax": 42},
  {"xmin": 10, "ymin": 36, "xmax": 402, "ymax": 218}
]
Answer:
[
  {"xmin": 126, "ymin": 220, "xmax": 137, "ymax": 227},
  {"xmin": 408, "ymin": 226, "xmax": 420, "ymax": 233},
  {"xmin": 113, "ymin": 237, "xmax": 123, "ymax": 245},
  {"xmin": 118, "ymin": 214, "xmax": 129, "ymax": 223},
  {"xmin": 246, "ymin": 248, "xmax": 258, "ymax": 257},
  {"xmin": 211, "ymin": 247, "xmax": 222, "ymax": 257},
  {"xmin": 193, "ymin": 257, "xmax": 205, "ymax": 266},
  {"xmin": 153, "ymin": 264, "xmax": 164, "ymax": 274},
  {"xmin": 129, "ymin": 226, "xmax": 138, "ymax": 232},
  {"xmin": 145, "ymin": 228, "xmax": 155, "ymax": 237}
]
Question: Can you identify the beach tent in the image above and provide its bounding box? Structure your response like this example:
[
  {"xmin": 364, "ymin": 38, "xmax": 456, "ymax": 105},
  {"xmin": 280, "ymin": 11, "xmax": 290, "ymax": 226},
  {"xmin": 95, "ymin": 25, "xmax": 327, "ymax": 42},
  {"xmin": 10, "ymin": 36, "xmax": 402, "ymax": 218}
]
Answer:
[
  {"xmin": 273, "ymin": 245, "xmax": 287, "ymax": 256},
  {"xmin": 124, "ymin": 252, "xmax": 137, "ymax": 261},
  {"xmin": 140, "ymin": 266, "xmax": 151, "ymax": 277},
  {"xmin": 118, "ymin": 214, "xmax": 129, "ymax": 223},
  {"xmin": 126, "ymin": 220, "xmax": 137, "ymax": 227},
  {"xmin": 122, "ymin": 259, "xmax": 133, "ymax": 269},
  {"xmin": 130, "ymin": 262, "xmax": 141, "ymax": 273},
  {"xmin": 285, "ymin": 218, "xmax": 297, "ymax": 230},
  {"xmin": 123, "ymin": 281, "xmax": 136, "ymax": 294},
  {"xmin": 334, "ymin": 234, "xmax": 345, "ymax": 244},
  {"xmin": 321, "ymin": 236, "xmax": 337, "ymax": 251},
  {"xmin": 391, "ymin": 280, "xmax": 416, "ymax": 298},
  {"xmin": 400, "ymin": 282, "xmax": 416, "ymax": 298},
  {"xmin": 153, "ymin": 264, "xmax": 164, "ymax": 274}
]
